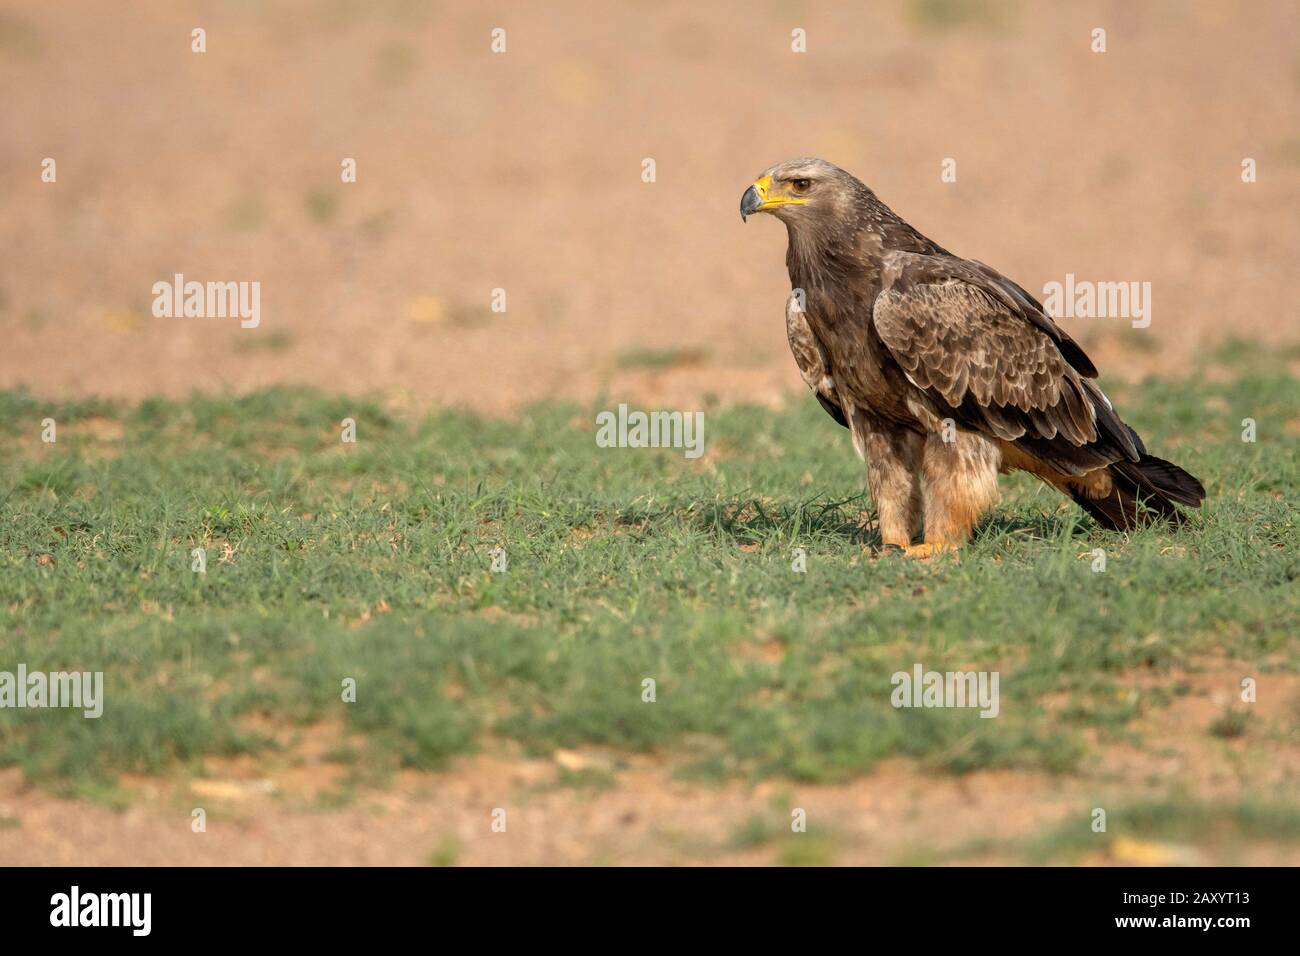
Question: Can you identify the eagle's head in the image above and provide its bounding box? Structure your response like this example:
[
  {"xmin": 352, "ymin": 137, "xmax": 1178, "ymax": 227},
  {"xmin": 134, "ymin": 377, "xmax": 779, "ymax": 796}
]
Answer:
[{"xmin": 739, "ymin": 157, "xmax": 859, "ymax": 225}]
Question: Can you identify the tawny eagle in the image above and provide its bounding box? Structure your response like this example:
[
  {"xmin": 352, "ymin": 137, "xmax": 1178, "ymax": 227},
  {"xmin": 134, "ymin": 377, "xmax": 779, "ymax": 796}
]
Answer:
[{"xmin": 740, "ymin": 158, "xmax": 1204, "ymax": 556}]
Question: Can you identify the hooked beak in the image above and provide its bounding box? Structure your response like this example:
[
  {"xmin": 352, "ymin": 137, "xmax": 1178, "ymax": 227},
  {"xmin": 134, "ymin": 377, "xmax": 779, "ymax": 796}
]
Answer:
[{"xmin": 740, "ymin": 174, "xmax": 807, "ymax": 222}]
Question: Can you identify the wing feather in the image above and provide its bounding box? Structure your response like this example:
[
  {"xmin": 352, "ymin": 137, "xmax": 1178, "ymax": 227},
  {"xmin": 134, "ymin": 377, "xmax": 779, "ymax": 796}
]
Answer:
[
  {"xmin": 872, "ymin": 252, "xmax": 1138, "ymax": 465},
  {"xmin": 786, "ymin": 292, "xmax": 848, "ymax": 429}
]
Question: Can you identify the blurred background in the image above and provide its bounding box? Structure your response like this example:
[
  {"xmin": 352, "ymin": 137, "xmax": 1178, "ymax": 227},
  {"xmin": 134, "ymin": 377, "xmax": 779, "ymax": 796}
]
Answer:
[{"xmin": 2, "ymin": 0, "xmax": 1297, "ymax": 412}]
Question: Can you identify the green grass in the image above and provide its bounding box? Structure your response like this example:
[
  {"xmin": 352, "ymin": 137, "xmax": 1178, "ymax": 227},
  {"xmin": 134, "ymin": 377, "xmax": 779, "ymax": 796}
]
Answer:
[
  {"xmin": 901, "ymin": 797, "xmax": 1300, "ymax": 865},
  {"xmin": 1020, "ymin": 798, "xmax": 1300, "ymax": 864},
  {"xmin": 614, "ymin": 345, "xmax": 710, "ymax": 370},
  {"xmin": 426, "ymin": 835, "xmax": 459, "ymax": 867},
  {"xmin": 908, "ymin": 0, "xmax": 1016, "ymax": 33},
  {"xmin": 0, "ymin": 353, "xmax": 1296, "ymax": 795},
  {"xmin": 727, "ymin": 811, "xmax": 841, "ymax": 866}
]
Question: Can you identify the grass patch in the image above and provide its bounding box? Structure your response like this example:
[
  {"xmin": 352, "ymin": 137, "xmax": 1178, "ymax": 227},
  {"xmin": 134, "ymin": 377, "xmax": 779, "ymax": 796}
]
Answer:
[
  {"xmin": 0, "ymin": 356, "xmax": 1296, "ymax": 792},
  {"xmin": 727, "ymin": 807, "xmax": 840, "ymax": 865},
  {"xmin": 615, "ymin": 346, "xmax": 710, "ymax": 370},
  {"xmin": 1022, "ymin": 799, "xmax": 1300, "ymax": 863},
  {"xmin": 1208, "ymin": 707, "xmax": 1252, "ymax": 739},
  {"xmin": 426, "ymin": 835, "xmax": 459, "ymax": 867}
]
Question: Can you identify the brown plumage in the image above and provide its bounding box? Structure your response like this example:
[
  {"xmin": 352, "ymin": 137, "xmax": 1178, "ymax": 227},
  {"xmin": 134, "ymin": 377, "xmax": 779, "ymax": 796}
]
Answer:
[{"xmin": 741, "ymin": 158, "xmax": 1204, "ymax": 555}]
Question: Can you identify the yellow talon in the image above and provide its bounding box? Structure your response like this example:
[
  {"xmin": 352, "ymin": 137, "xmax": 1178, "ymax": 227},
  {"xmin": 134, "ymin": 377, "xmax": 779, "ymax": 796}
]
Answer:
[{"xmin": 901, "ymin": 542, "xmax": 956, "ymax": 560}]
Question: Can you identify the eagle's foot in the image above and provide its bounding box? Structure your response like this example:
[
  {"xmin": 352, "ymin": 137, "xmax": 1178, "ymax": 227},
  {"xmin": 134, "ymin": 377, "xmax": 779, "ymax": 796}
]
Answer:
[{"xmin": 901, "ymin": 542, "xmax": 956, "ymax": 560}]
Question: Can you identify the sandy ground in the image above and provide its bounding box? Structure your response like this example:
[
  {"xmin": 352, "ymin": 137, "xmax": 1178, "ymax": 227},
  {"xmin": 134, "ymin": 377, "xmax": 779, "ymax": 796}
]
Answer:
[
  {"xmin": 1, "ymin": 1, "xmax": 1298, "ymax": 865},
  {"xmin": 1, "ymin": 0, "xmax": 1298, "ymax": 414}
]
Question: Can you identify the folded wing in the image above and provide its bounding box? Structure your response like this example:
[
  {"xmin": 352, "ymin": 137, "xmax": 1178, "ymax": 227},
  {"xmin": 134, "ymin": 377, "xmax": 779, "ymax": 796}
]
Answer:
[{"xmin": 872, "ymin": 252, "xmax": 1140, "ymax": 476}]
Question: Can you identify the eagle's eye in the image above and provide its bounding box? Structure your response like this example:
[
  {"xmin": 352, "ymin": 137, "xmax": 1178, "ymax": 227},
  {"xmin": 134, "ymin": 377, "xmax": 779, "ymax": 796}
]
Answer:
[{"xmin": 790, "ymin": 178, "xmax": 812, "ymax": 193}]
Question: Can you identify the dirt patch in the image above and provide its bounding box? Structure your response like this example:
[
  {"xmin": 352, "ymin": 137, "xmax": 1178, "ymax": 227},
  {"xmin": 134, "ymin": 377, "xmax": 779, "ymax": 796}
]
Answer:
[{"xmin": 1, "ymin": 753, "xmax": 1293, "ymax": 867}]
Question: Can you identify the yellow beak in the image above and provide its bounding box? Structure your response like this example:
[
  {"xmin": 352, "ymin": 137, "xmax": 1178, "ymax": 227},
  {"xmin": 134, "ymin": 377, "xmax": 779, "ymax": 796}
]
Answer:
[{"xmin": 740, "ymin": 175, "xmax": 808, "ymax": 220}]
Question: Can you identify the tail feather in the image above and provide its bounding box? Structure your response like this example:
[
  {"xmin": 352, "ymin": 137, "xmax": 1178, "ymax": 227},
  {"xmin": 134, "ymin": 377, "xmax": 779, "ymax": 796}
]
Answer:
[
  {"xmin": 1068, "ymin": 454, "xmax": 1205, "ymax": 531},
  {"xmin": 1116, "ymin": 454, "xmax": 1206, "ymax": 507}
]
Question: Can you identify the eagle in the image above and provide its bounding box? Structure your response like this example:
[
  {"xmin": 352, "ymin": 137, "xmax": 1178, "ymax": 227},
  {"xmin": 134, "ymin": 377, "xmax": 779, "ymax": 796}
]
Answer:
[{"xmin": 740, "ymin": 158, "xmax": 1204, "ymax": 557}]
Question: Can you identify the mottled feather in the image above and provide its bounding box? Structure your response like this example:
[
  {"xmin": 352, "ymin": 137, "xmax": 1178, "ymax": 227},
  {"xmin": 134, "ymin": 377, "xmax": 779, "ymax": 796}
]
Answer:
[{"xmin": 786, "ymin": 291, "xmax": 847, "ymax": 428}]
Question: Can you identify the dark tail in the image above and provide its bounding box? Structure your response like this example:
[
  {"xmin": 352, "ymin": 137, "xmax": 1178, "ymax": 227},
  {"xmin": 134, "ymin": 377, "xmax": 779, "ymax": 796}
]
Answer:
[{"xmin": 1069, "ymin": 454, "xmax": 1206, "ymax": 531}]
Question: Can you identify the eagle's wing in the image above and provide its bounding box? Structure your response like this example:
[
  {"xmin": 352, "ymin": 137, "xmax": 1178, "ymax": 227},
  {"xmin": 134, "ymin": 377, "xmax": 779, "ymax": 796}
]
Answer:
[
  {"xmin": 872, "ymin": 252, "xmax": 1140, "ymax": 475},
  {"xmin": 786, "ymin": 290, "xmax": 848, "ymax": 428}
]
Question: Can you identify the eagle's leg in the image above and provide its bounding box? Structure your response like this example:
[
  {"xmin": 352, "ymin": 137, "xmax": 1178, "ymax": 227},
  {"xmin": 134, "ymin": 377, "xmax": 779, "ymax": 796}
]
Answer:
[
  {"xmin": 852, "ymin": 412, "xmax": 924, "ymax": 548},
  {"xmin": 918, "ymin": 431, "xmax": 1001, "ymax": 552}
]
